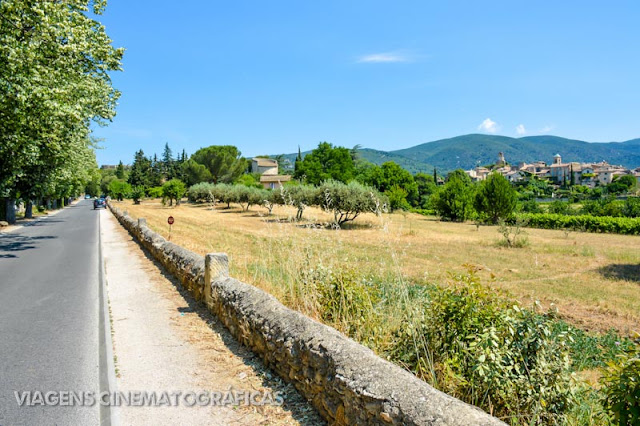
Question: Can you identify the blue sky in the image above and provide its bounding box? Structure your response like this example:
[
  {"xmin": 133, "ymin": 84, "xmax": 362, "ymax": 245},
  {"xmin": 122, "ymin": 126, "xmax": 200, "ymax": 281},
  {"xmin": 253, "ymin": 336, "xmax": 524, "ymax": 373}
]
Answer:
[{"xmin": 93, "ymin": 0, "xmax": 640, "ymax": 165}]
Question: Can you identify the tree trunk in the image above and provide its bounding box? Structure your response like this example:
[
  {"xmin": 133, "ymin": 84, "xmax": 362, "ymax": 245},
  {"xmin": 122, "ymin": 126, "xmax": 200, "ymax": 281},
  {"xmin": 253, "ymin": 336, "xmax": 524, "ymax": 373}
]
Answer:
[
  {"xmin": 25, "ymin": 200, "xmax": 33, "ymax": 219},
  {"xmin": 5, "ymin": 198, "xmax": 16, "ymax": 224}
]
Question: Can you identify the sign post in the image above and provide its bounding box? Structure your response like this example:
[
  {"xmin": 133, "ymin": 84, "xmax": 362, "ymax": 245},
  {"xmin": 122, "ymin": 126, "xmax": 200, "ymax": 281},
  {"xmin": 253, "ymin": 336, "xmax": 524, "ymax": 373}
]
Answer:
[{"xmin": 168, "ymin": 216, "xmax": 174, "ymax": 240}]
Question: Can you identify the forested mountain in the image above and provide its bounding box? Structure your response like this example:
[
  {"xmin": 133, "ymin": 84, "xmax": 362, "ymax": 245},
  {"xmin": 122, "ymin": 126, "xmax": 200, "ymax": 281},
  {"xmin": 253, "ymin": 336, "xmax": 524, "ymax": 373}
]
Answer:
[{"xmin": 278, "ymin": 134, "xmax": 640, "ymax": 173}]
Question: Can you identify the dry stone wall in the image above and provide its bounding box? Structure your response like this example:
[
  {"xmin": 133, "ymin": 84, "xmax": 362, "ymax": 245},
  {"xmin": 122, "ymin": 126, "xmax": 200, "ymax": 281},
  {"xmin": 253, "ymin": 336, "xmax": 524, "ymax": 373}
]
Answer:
[{"xmin": 108, "ymin": 205, "xmax": 504, "ymax": 426}]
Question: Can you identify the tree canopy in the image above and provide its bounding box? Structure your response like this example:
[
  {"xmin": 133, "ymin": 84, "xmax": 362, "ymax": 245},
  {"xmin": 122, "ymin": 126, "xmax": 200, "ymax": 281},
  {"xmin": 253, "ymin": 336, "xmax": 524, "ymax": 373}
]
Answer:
[
  {"xmin": 191, "ymin": 145, "xmax": 247, "ymax": 184},
  {"xmin": 0, "ymin": 0, "xmax": 123, "ymax": 221},
  {"xmin": 294, "ymin": 142, "xmax": 355, "ymax": 185}
]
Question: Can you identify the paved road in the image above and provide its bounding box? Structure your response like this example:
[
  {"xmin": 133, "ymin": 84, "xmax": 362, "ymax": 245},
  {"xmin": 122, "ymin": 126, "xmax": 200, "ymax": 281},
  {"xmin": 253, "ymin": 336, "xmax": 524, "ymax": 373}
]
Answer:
[{"xmin": 0, "ymin": 200, "xmax": 103, "ymax": 425}]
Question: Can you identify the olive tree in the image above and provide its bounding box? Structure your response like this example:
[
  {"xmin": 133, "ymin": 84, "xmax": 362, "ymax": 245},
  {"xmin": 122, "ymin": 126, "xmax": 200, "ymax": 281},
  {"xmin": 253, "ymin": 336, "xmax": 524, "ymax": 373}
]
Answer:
[{"xmin": 319, "ymin": 180, "xmax": 384, "ymax": 227}]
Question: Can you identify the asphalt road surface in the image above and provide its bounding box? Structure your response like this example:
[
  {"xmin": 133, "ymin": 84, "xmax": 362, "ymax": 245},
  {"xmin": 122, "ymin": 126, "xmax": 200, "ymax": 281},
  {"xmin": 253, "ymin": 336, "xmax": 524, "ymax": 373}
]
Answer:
[{"xmin": 0, "ymin": 200, "xmax": 104, "ymax": 425}]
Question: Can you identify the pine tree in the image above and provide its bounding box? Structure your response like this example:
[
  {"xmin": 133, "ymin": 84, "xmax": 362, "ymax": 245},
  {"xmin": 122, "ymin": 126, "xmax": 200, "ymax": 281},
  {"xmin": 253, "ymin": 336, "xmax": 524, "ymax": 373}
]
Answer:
[
  {"xmin": 433, "ymin": 167, "xmax": 438, "ymax": 184},
  {"xmin": 115, "ymin": 161, "xmax": 125, "ymax": 179}
]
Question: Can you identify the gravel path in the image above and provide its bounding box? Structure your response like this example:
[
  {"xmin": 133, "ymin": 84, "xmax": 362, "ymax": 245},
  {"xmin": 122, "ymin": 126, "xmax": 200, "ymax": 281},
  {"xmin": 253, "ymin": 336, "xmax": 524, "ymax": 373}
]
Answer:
[{"xmin": 100, "ymin": 209, "xmax": 321, "ymax": 425}]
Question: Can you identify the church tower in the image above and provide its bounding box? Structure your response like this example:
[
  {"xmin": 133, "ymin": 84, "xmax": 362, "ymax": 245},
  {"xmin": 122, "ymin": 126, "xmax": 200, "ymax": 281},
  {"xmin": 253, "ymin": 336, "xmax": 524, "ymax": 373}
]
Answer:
[{"xmin": 553, "ymin": 153, "xmax": 562, "ymax": 165}]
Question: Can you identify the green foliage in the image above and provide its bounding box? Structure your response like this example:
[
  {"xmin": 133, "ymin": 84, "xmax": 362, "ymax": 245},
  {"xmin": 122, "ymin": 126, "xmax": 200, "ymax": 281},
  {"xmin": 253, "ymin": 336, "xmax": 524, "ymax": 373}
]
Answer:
[
  {"xmin": 108, "ymin": 180, "xmax": 131, "ymax": 201},
  {"xmin": 600, "ymin": 338, "xmax": 640, "ymax": 425},
  {"xmin": 319, "ymin": 180, "xmax": 385, "ymax": 227},
  {"xmin": 386, "ymin": 186, "xmax": 411, "ymax": 211},
  {"xmin": 548, "ymin": 200, "xmax": 573, "ymax": 215},
  {"xmin": 607, "ymin": 175, "xmax": 637, "ymax": 195},
  {"xmin": 432, "ymin": 170, "xmax": 476, "ymax": 222},
  {"xmin": 148, "ymin": 186, "xmax": 164, "ymax": 198},
  {"xmin": 161, "ymin": 179, "xmax": 186, "ymax": 206},
  {"xmin": 623, "ymin": 197, "xmax": 640, "ymax": 218},
  {"xmin": 190, "ymin": 145, "xmax": 247, "ymax": 184},
  {"xmin": 187, "ymin": 182, "xmax": 216, "ymax": 203},
  {"xmin": 278, "ymin": 184, "xmax": 319, "ymax": 220},
  {"xmin": 0, "ymin": 0, "xmax": 122, "ymax": 210},
  {"xmin": 130, "ymin": 186, "xmax": 145, "ymax": 205},
  {"xmin": 358, "ymin": 161, "xmax": 418, "ymax": 208},
  {"xmin": 181, "ymin": 159, "xmax": 212, "ymax": 186},
  {"xmin": 294, "ymin": 142, "xmax": 355, "ymax": 185},
  {"xmin": 389, "ymin": 270, "xmax": 576, "ymax": 423},
  {"xmin": 234, "ymin": 173, "xmax": 262, "ymax": 188},
  {"xmin": 414, "ymin": 172, "xmax": 439, "ymax": 209},
  {"xmin": 128, "ymin": 150, "xmax": 153, "ymax": 188},
  {"xmin": 474, "ymin": 172, "xmax": 518, "ymax": 224},
  {"xmin": 518, "ymin": 213, "xmax": 640, "ymax": 235},
  {"xmin": 520, "ymin": 199, "xmax": 544, "ymax": 214}
]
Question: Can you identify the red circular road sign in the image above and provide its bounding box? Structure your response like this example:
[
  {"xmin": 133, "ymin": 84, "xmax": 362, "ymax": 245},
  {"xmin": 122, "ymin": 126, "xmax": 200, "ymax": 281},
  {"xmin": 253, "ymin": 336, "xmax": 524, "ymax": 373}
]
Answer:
[{"xmin": 167, "ymin": 216, "xmax": 174, "ymax": 225}]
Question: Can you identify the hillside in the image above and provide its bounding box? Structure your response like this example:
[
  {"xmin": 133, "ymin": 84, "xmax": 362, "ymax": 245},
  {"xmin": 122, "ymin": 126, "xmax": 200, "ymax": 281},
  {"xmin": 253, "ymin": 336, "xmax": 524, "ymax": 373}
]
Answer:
[{"xmin": 274, "ymin": 134, "xmax": 640, "ymax": 173}]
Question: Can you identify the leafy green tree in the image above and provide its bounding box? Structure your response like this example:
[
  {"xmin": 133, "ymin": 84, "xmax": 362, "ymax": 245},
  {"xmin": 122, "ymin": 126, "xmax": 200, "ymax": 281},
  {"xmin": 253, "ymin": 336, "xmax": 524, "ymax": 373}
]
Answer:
[
  {"xmin": 607, "ymin": 175, "xmax": 637, "ymax": 195},
  {"xmin": 294, "ymin": 142, "xmax": 355, "ymax": 185},
  {"xmin": 432, "ymin": 170, "xmax": 476, "ymax": 222},
  {"xmin": 181, "ymin": 159, "xmax": 212, "ymax": 186},
  {"xmin": 191, "ymin": 145, "xmax": 247, "ymax": 184},
  {"xmin": 235, "ymin": 173, "xmax": 262, "ymax": 188},
  {"xmin": 162, "ymin": 179, "xmax": 186, "ymax": 206},
  {"xmin": 414, "ymin": 173, "xmax": 438, "ymax": 209},
  {"xmin": 0, "ymin": 0, "xmax": 123, "ymax": 223},
  {"xmin": 358, "ymin": 161, "xmax": 418, "ymax": 208},
  {"xmin": 108, "ymin": 180, "xmax": 132, "ymax": 202},
  {"xmin": 474, "ymin": 172, "xmax": 518, "ymax": 224}
]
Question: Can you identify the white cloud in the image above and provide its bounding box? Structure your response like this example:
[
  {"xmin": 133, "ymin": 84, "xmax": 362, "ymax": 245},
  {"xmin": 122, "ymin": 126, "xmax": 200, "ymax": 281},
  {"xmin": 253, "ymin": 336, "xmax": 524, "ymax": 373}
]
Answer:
[
  {"xmin": 516, "ymin": 124, "xmax": 526, "ymax": 135},
  {"xmin": 539, "ymin": 125, "xmax": 554, "ymax": 133},
  {"xmin": 478, "ymin": 118, "xmax": 499, "ymax": 134},
  {"xmin": 357, "ymin": 52, "xmax": 411, "ymax": 63}
]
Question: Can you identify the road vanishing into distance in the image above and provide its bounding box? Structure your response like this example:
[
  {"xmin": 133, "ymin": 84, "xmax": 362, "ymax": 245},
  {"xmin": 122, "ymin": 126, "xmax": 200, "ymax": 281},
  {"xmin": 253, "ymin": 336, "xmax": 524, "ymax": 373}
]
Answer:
[{"xmin": 0, "ymin": 200, "xmax": 104, "ymax": 425}]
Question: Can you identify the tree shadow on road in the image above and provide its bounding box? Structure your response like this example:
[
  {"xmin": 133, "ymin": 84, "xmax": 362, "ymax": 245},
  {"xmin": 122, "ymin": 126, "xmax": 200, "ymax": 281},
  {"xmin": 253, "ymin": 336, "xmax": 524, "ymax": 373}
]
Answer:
[{"xmin": 0, "ymin": 234, "xmax": 57, "ymax": 257}]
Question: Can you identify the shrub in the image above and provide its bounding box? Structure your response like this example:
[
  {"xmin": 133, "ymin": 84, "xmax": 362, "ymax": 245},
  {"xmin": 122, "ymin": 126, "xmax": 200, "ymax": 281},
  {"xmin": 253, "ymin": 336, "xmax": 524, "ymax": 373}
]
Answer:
[
  {"xmin": 520, "ymin": 199, "xmax": 543, "ymax": 214},
  {"xmin": 600, "ymin": 338, "xmax": 640, "ymax": 425},
  {"xmin": 496, "ymin": 218, "xmax": 529, "ymax": 248},
  {"xmin": 278, "ymin": 184, "xmax": 319, "ymax": 221},
  {"xmin": 548, "ymin": 200, "xmax": 572, "ymax": 215},
  {"xmin": 385, "ymin": 185, "xmax": 411, "ymax": 211},
  {"xmin": 388, "ymin": 270, "xmax": 576, "ymax": 423}
]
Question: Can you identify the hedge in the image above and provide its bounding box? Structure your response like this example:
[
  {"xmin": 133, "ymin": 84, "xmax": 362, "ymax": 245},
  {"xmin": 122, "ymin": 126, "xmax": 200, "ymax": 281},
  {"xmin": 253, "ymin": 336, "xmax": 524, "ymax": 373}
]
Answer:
[{"xmin": 517, "ymin": 213, "xmax": 640, "ymax": 235}]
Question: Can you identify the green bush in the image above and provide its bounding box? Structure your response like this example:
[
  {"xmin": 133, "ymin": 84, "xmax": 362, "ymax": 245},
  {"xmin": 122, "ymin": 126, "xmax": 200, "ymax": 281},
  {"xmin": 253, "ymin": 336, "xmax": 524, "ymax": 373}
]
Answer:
[
  {"xmin": 187, "ymin": 182, "xmax": 216, "ymax": 203},
  {"xmin": 148, "ymin": 186, "xmax": 164, "ymax": 198},
  {"xmin": 388, "ymin": 270, "xmax": 576, "ymax": 423},
  {"xmin": 601, "ymin": 338, "xmax": 640, "ymax": 425}
]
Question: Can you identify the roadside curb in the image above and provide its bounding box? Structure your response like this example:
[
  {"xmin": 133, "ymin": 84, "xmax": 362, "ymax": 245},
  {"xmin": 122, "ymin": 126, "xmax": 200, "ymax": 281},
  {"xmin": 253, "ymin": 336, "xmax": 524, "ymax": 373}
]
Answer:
[{"xmin": 99, "ymin": 210, "xmax": 120, "ymax": 426}]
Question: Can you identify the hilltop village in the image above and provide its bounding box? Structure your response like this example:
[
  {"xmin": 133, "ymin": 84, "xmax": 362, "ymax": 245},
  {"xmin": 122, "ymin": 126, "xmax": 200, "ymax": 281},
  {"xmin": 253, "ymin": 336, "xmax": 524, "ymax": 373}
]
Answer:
[{"xmin": 466, "ymin": 152, "xmax": 640, "ymax": 187}]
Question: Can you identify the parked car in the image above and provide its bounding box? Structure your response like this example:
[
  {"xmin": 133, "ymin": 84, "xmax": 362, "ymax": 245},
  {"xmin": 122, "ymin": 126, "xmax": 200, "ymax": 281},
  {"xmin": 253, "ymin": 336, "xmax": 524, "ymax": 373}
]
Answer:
[{"xmin": 93, "ymin": 198, "xmax": 107, "ymax": 209}]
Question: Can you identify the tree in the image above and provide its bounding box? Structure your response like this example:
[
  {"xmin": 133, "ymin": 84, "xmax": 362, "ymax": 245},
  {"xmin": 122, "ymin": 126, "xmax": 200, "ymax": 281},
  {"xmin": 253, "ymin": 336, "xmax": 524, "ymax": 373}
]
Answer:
[
  {"xmin": 108, "ymin": 180, "xmax": 132, "ymax": 202},
  {"xmin": 130, "ymin": 186, "xmax": 145, "ymax": 205},
  {"xmin": 358, "ymin": 161, "xmax": 418, "ymax": 208},
  {"xmin": 191, "ymin": 146, "xmax": 247, "ymax": 184},
  {"xmin": 128, "ymin": 150, "xmax": 152, "ymax": 188},
  {"xmin": 0, "ymin": 0, "xmax": 123, "ymax": 223},
  {"xmin": 432, "ymin": 170, "xmax": 476, "ymax": 222},
  {"xmin": 181, "ymin": 159, "xmax": 212, "ymax": 186},
  {"xmin": 319, "ymin": 180, "xmax": 384, "ymax": 227},
  {"xmin": 607, "ymin": 175, "xmax": 637, "ymax": 195},
  {"xmin": 162, "ymin": 142, "xmax": 175, "ymax": 179},
  {"xmin": 162, "ymin": 179, "xmax": 186, "ymax": 206},
  {"xmin": 115, "ymin": 161, "xmax": 126, "ymax": 179},
  {"xmin": 276, "ymin": 184, "xmax": 319, "ymax": 220},
  {"xmin": 294, "ymin": 142, "xmax": 355, "ymax": 185},
  {"xmin": 414, "ymin": 173, "xmax": 438, "ymax": 209},
  {"xmin": 474, "ymin": 172, "xmax": 518, "ymax": 224}
]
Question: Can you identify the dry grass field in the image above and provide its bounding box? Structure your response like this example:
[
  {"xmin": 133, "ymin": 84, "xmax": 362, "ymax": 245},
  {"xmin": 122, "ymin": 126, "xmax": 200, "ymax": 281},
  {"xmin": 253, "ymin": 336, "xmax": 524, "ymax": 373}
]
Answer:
[{"xmin": 111, "ymin": 199, "xmax": 640, "ymax": 335}]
